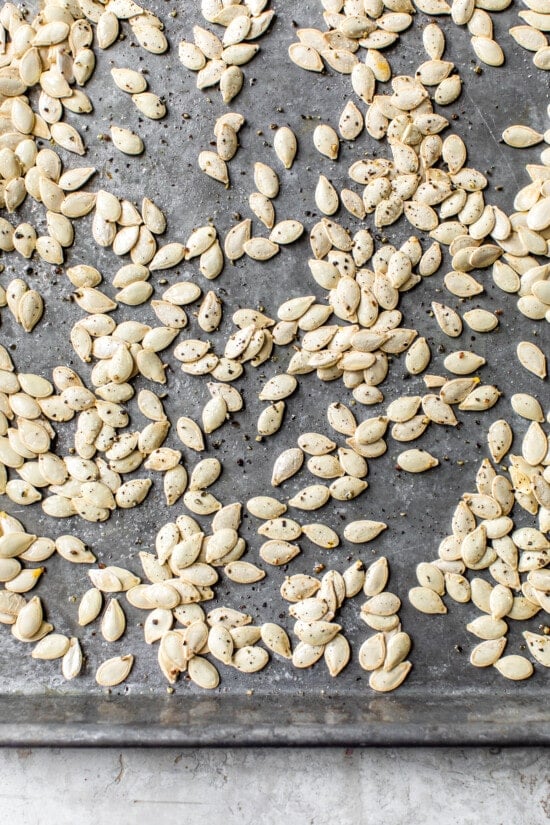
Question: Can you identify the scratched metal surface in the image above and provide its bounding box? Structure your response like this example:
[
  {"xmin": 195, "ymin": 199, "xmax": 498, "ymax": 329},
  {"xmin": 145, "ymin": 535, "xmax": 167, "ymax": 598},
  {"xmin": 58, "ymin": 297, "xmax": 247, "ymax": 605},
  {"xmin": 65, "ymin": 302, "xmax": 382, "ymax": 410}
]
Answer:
[{"xmin": 0, "ymin": 1, "xmax": 549, "ymax": 745}]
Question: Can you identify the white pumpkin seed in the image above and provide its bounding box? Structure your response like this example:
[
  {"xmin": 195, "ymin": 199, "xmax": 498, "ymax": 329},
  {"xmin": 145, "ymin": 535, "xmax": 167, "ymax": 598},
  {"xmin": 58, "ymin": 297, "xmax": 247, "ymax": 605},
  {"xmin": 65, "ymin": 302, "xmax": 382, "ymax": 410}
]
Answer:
[
  {"xmin": 494, "ymin": 655, "xmax": 534, "ymax": 681},
  {"xmin": 96, "ymin": 654, "xmax": 134, "ymax": 687}
]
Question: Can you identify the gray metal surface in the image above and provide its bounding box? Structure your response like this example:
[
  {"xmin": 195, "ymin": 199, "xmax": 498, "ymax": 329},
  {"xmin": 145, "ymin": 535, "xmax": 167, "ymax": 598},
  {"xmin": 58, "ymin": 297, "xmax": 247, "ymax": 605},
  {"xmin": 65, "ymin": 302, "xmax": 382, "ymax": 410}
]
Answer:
[{"xmin": 0, "ymin": 0, "xmax": 549, "ymax": 745}]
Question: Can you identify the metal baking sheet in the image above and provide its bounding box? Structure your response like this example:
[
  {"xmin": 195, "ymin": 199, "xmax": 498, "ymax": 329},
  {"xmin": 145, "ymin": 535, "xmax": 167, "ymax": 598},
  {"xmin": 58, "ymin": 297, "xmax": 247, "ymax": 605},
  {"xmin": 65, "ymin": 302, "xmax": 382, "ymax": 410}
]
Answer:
[{"xmin": 0, "ymin": 0, "xmax": 549, "ymax": 746}]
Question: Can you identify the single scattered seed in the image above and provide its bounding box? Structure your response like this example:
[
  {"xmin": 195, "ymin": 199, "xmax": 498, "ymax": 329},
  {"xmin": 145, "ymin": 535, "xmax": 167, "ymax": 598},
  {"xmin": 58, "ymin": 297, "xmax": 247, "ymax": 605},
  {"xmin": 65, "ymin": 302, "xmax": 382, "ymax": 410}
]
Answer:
[
  {"xmin": 369, "ymin": 661, "xmax": 412, "ymax": 693},
  {"xmin": 339, "ymin": 101, "xmax": 364, "ymax": 140},
  {"xmin": 271, "ymin": 447, "xmax": 304, "ymax": 487},
  {"xmin": 302, "ymin": 523, "xmax": 339, "ymax": 548},
  {"xmin": 247, "ymin": 496, "xmax": 287, "ymax": 519},
  {"xmin": 254, "ymin": 162, "xmax": 279, "ymax": 199},
  {"xmin": 62, "ymin": 637, "xmax": 83, "ymax": 681},
  {"xmin": 462, "ymin": 309, "xmax": 499, "ymax": 334},
  {"xmin": 96, "ymin": 654, "xmax": 134, "ymax": 687},
  {"xmin": 466, "ymin": 615, "xmax": 508, "ymax": 640},
  {"xmin": 111, "ymin": 67, "xmax": 148, "ymax": 94},
  {"xmin": 232, "ymin": 645, "xmax": 269, "ymax": 673},
  {"xmin": 397, "ymin": 449, "xmax": 439, "ymax": 473},
  {"xmin": 362, "ymin": 592, "xmax": 401, "ymax": 617},
  {"xmin": 327, "ymin": 402, "xmax": 357, "ymax": 435},
  {"xmin": 269, "ymin": 220, "xmax": 304, "ymax": 245},
  {"xmin": 521, "ymin": 421, "xmax": 547, "ymax": 466},
  {"xmin": 288, "ymin": 42, "xmax": 324, "ymax": 72},
  {"xmin": 443, "ymin": 350, "xmax": 486, "ymax": 375},
  {"xmin": 294, "ymin": 620, "xmax": 342, "ymax": 646},
  {"xmin": 249, "ymin": 192, "xmax": 275, "ymax": 229},
  {"xmin": 493, "ymin": 655, "xmax": 534, "ymax": 681},
  {"xmin": 470, "ymin": 638, "xmax": 507, "ymax": 668},
  {"xmin": 445, "ymin": 573, "xmax": 471, "ymax": 603},
  {"xmin": 259, "ymin": 373, "xmax": 297, "ymax": 401},
  {"xmin": 261, "ymin": 623, "xmax": 292, "ymax": 659},
  {"xmin": 5, "ymin": 567, "xmax": 44, "ymax": 593},
  {"xmin": 199, "ymin": 151, "xmax": 229, "ymax": 186},
  {"xmin": 273, "ymin": 126, "xmax": 297, "ymax": 169},
  {"xmin": 409, "ymin": 586, "xmax": 447, "ymax": 614},
  {"xmin": 225, "ymin": 561, "xmax": 265, "ymax": 584},
  {"xmin": 315, "ymin": 175, "xmax": 339, "ymax": 215},
  {"xmin": 313, "ymin": 124, "xmax": 340, "ymax": 160},
  {"xmin": 325, "ymin": 634, "xmax": 350, "ymax": 677},
  {"xmin": 259, "ymin": 517, "xmax": 302, "ymax": 541},
  {"xmin": 523, "ymin": 631, "xmax": 550, "ymax": 667},
  {"xmin": 330, "ymin": 476, "xmax": 368, "ymax": 500},
  {"xmin": 384, "ymin": 632, "xmax": 411, "ymax": 672},
  {"xmin": 344, "ymin": 520, "xmax": 387, "ymax": 543},
  {"xmin": 260, "ymin": 539, "xmax": 300, "ymax": 566},
  {"xmin": 177, "ymin": 417, "xmax": 205, "ymax": 452},
  {"xmin": 187, "ymin": 655, "xmax": 220, "ymax": 689},
  {"xmin": 14, "ymin": 596, "xmax": 43, "ymax": 640},
  {"xmin": 78, "ymin": 588, "xmax": 103, "ymax": 626},
  {"xmin": 110, "ymin": 126, "xmax": 144, "ymax": 155},
  {"xmin": 288, "ymin": 484, "xmax": 331, "ymax": 511},
  {"xmin": 31, "ymin": 633, "xmax": 70, "ymax": 660},
  {"xmin": 487, "ymin": 419, "xmax": 513, "ymax": 463},
  {"xmin": 517, "ymin": 341, "xmax": 547, "ymax": 379},
  {"xmin": 101, "ymin": 598, "xmax": 126, "ymax": 642},
  {"xmin": 358, "ymin": 633, "xmax": 386, "ymax": 672}
]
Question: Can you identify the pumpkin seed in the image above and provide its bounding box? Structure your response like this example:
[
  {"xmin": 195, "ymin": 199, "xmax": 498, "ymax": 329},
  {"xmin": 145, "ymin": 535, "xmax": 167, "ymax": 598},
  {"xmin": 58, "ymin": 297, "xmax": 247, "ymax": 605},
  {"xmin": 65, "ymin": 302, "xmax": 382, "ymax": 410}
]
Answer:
[
  {"xmin": 62, "ymin": 637, "xmax": 83, "ymax": 681},
  {"xmin": 517, "ymin": 341, "xmax": 547, "ymax": 379},
  {"xmin": 494, "ymin": 655, "xmax": 534, "ymax": 681},
  {"xmin": 408, "ymin": 586, "xmax": 447, "ymax": 614},
  {"xmin": 470, "ymin": 638, "xmax": 507, "ymax": 667},
  {"xmin": 96, "ymin": 654, "xmax": 134, "ymax": 687}
]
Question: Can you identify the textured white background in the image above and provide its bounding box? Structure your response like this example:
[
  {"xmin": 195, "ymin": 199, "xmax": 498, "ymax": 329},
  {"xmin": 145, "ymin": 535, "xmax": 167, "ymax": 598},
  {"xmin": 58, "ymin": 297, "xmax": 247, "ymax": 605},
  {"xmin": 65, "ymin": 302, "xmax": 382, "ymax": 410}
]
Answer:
[{"xmin": 2, "ymin": 747, "xmax": 549, "ymax": 824}]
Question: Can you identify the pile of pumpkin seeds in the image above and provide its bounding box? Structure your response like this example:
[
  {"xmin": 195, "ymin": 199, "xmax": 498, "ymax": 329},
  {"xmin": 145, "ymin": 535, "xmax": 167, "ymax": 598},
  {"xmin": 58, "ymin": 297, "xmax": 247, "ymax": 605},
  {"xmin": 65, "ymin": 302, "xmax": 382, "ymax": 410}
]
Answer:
[
  {"xmin": 0, "ymin": 0, "xmax": 547, "ymax": 695},
  {"xmin": 409, "ymin": 406, "xmax": 550, "ymax": 680}
]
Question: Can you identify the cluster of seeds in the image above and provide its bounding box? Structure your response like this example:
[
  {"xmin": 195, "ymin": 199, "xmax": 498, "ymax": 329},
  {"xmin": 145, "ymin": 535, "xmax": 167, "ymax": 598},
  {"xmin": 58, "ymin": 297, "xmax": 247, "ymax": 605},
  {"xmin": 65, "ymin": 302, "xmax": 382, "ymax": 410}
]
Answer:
[
  {"xmin": 0, "ymin": 0, "xmax": 167, "ymax": 188},
  {"xmin": 0, "ymin": 152, "xmax": 91, "ymax": 267},
  {"xmin": 292, "ymin": 14, "xmax": 465, "ymax": 123},
  {"xmin": 196, "ymin": 119, "xmax": 305, "ymax": 266},
  {"xmin": 289, "ymin": 8, "xmax": 550, "ymax": 335},
  {"xmin": 218, "ymin": 226, "xmax": 439, "ymax": 415},
  {"xmin": 496, "ymin": 107, "xmax": 550, "ymax": 325},
  {"xmin": 87, "ymin": 506, "xmax": 272, "ymax": 687},
  {"xmin": 409, "ymin": 400, "xmax": 550, "ymax": 681},
  {"xmin": 0, "ymin": 509, "xmax": 114, "ymax": 680},
  {"xmin": 210, "ymin": 220, "xmax": 503, "ymax": 442},
  {"xmin": 111, "ymin": 491, "xmax": 412, "ymax": 689},
  {"xmin": 2, "ymin": 273, "xmax": 43, "ymax": 330},
  {"xmin": 281, "ymin": 559, "xmax": 412, "ymax": 689},
  {"xmin": 509, "ymin": 2, "xmax": 550, "ymax": 71},
  {"xmin": 415, "ymin": 0, "xmax": 550, "ymax": 70},
  {"xmin": 178, "ymin": 0, "xmax": 274, "ymax": 104},
  {"xmin": 0, "ymin": 0, "xmax": 174, "ymax": 303},
  {"xmin": 289, "ymin": 0, "xmax": 415, "ymax": 78},
  {"xmin": 0, "ymin": 0, "xmax": 547, "ymax": 699},
  {"xmin": 111, "ymin": 66, "xmax": 166, "ymax": 123},
  {"xmin": 357, "ymin": 556, "xmax": 412, "ymax": 691},
  {"xmin": 0, "ymin": 347, "xmax": 158, "ymax": 518},
  {"xmin": 415, "ymin": 0, "xmax": 511, "ymax": 68},
  {"xmin": 224, "ymin": 161, "xmax": 304, "ymax": 257}
]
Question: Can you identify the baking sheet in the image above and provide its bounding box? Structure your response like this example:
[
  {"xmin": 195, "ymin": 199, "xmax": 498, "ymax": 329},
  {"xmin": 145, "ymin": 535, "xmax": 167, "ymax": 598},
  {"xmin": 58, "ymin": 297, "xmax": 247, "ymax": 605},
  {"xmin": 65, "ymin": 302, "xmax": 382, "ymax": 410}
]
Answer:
[{"xmin": 0, "ymin": 0, "xmax": 549, "ymax": 745}]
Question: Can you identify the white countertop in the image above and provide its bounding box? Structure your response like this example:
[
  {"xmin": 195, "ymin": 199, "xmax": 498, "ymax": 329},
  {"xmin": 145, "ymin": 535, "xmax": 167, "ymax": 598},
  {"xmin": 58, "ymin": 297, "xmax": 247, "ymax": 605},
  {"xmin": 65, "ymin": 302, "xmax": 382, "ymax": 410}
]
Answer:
[{"xmin": 2, "ymin": 747, "xmax": 549, "ymax": 824}]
